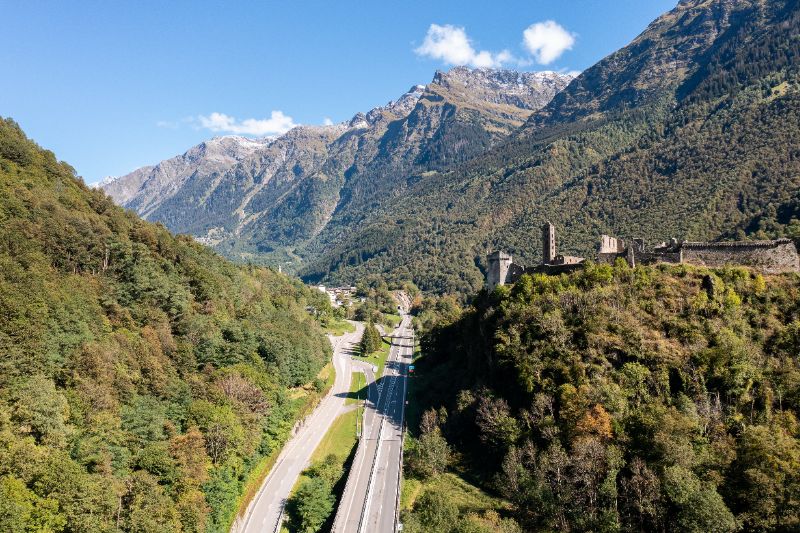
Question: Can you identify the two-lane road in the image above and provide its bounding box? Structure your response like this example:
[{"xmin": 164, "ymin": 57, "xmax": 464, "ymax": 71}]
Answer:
[{"xmin": 234, "ymin": 322, "xmax": 364, "ymax": 533}]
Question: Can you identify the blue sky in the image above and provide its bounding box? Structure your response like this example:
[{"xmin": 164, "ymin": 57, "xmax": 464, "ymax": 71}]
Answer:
[{"xmin": 1, "ymin": 0, "xmax": 676, "ymax": 184}]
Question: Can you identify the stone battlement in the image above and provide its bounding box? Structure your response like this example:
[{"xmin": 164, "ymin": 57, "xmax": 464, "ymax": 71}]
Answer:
[
  {"xmin": 680, "ymin": 238, "xmax": 793, "ymax": 249},
  {"xmin": 487, "ymin": 225, "xmax": 799, "ymax": 289},
  {"xmin": 598, "ymin": 235, "xmax": 799, "ymax": 274}
]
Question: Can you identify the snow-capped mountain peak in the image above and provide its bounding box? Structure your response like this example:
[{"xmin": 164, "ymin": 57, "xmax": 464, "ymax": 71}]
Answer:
[{"xmin": 94, "ymin": 175, "xmax": 119, "ymax": 188}]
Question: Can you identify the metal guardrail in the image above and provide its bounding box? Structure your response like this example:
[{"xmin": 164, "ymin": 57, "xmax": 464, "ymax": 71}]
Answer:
[
  {"xmin": 394, "ymin": 425, "xmax": 405, "ymax": 532},
  {"xmin": 394, "ymin": 329, "xmax": 412, "ymax": 532},
  {"xmin": 333, "ymin": 319, "xmax": 409, "ymax": 533},
  {"xmin": 359, "ymin": 341, "xmax": 403, "ymax": 533}
]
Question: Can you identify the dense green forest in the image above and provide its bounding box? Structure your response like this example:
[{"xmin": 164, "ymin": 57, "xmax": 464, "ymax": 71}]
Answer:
[
  {"xmin": 403, "ymin": 262, "xmax": 800, "ymax": 532},
  {"xmin": 0, "ymin": 118, "xmax": 333, "ymax": 532},
  {"xmin": 303, "ymin": 0, "xmax": 800, "ymax": 297}
]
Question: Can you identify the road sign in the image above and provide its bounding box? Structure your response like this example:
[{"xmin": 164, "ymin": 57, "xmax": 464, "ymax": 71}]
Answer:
[{"xmin": 409, "ymin": 365, "xmax": 415, "ymax": 370}]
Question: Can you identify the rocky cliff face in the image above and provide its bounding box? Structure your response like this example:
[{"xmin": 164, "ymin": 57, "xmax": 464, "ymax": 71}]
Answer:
[
  {"xmin": 102, "ymin": 68, "xmax": 573, "ymax": 265},
  {"xmin": 434, "ymin": 67, "xmax": 572, "ymax": 111}
]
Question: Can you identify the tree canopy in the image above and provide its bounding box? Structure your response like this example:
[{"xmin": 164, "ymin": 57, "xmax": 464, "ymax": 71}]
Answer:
[{"xmin": 0, "ymin": 117, "xmax": 332, "ymax": 532}]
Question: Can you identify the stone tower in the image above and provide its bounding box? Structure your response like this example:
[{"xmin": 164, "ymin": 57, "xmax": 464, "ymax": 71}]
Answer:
[
  {"xmin": 487, "ymin": 251, "xmax": 513, "ymax": 290},
  {"xmin": 542, "ymin": 221, "xmax": 556, "ymax": 265}
]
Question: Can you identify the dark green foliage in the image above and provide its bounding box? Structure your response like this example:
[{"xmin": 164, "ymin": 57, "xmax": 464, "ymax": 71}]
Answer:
[
  {"xmin": 0, "ymin": 118, "xmax": 330, "ymax": 532},
  {"xmin": 286, "ymin": 477, "xmax": 335, "ymax": 533},
  {"xmin": 359, "ymin": 322, "xmax": 382, "ymax": 355},
  {"xmin": 410, "ymin": 264, "xmax": 800, "ymax": 532},
  {"xmin": 406, "ymin": 408, "xmax": 451, "ymax": 479},
  {"xmin": 403, "ymin": 491, "xmax": 460, "ymax": 533}
]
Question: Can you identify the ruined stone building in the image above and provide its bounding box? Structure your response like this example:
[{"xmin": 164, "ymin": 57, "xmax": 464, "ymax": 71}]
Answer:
[
  {"xmin": 487, "ymin": 223, "xmax": 799, "ymax": 290},
  {"xmin": 487, "ymin": 222, "xmax": 585, "ymax": 290},
  {"xmin": 596, "ymin": 235, "xmax": 799, "ymax": 273}
]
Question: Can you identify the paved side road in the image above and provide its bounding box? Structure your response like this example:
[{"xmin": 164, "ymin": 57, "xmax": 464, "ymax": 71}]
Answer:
[
  {"xmin": 233, "ymin": 322, "xmax": 364, "ymax": 533},
  {"xmin": 333, "ymin": 315, "xmax": 412, "ymax": 533}
]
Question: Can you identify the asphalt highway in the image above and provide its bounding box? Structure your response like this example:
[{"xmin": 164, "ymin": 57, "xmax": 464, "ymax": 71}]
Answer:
[{"xmin": 333, "ymin": 315, "xmax": 412, "ymax": 533}]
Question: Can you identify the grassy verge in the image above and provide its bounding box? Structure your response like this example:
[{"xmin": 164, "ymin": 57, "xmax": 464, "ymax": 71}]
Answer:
[
  {"xmin": 350, "ymin": 336, "xmax": 391, "ymax": 378},
  {"xmin": 323, "ymin": 317, "xmax": 356, "ymax": 336},
  {"xmin": 319, "ymin": 361, "xmax": 336, "ymax": 391},
  {"xmin": 285, "ymin": 409, "xmax": 361, "ymax": 531},
  {"xmin": 309, "ymin": 409, "xmax": 359, "ymax": 465},
  {"xmin": 400, "ymin": 472, "xmax": 511, "ymax": 514},
  {"xmin": 382, "ymin": 313, "xmax": 402, "ymax": 329},
  {"xmin": 346, "ymin": 371, "xmax": 366, "ymax": 405}
]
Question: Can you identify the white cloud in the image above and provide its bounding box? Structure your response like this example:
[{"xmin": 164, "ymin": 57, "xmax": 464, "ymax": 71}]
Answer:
[
  {"xmin": 414, "ymin": 24, "xmax": 511, "ymax": 68},
  {"xmin": 197, "ymin": 111, "xmax": 296, "ymax": 136},
  {"xmin": 522, "ymin": 21, "xmax": 575, "ymax": 65},
  {"xmin": 156, "ymin": 116, "xmax": 193, "ymax": 129},
  {"xmin": 323, "ymin": 117, "xmax": 334, "ymax": 126}
]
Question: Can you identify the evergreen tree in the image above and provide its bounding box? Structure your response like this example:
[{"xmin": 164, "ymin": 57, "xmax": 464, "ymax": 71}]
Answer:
[{"xmin": 359, "ymin": 322, "xmax": 382, "ymax": 355}]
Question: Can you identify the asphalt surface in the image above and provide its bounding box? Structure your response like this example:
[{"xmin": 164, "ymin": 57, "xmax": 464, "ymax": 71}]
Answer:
[
  {"xmin": 235, "ymin": 322, "xmax": 364, "ymax": 533},
  {"xmin": 333, "ymin": 315, "xmax": 412, "ymax": 533}
]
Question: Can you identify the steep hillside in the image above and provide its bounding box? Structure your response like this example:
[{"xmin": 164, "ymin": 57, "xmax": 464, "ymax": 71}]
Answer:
[
  {"xmin": 103, "ymin": 69, "xmax": 573, "ymax": 268},
  {"xmin": 405, "ymin": 263, "xmax": 800, "ymax": 532},
  {"xmin": 303, "ymin": 0, "xmax": 800, "ymax": 295},
  {"xmin": 0, "ymin": 118, "xmax": 333, "ymax": 532}
]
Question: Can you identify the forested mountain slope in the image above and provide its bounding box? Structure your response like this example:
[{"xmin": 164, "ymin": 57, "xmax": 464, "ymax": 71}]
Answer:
[
  {"xmin": 103, "ymin": 69, "xmax": 571, "ymax": 269},
  {"xmin": 405, "ymin": 263, "xmax": 800, "ymax": 532},
  {"xmin": 304, "ymin": 0, "xmax": 800, "ymax": 296},
  {"xmin": 0, "ymin": 118, "xmax": 332, "ymax": 532}
]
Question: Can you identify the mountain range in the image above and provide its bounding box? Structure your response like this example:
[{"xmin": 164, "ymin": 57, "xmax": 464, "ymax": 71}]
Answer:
[
  {"xmin": 104, "ymin": 0, "xmax": 800, "ymax": 296},
  {"xmin": 102, "ymin": 68, "xmax": 574, "ymax": 273}
]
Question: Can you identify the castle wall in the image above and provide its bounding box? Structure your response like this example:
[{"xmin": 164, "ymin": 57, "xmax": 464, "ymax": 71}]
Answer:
[
  {"xmin": 597, "ymin": 252, "xmax": 625, "ymax": 265},
  {"xmin": 507, "ymin": 263, "xmax": 525, "ymax": 284},
  {"xmin": 553, "ymin": 255, "xmax": 584, "ymax": 265},
  {"xmin": 528, "ymin": 263, "xmax": 584, "ymax": 275},
  {"xmin": 489, "ymin": 231, "xmax": 799, "ymax": 291},
  {"xmin": 634, "ymin": 250, "xmax": 682, "ymax": 266},
  {"xmin": 680, "ymin": 239, "xmax": 799, "ymax": 273}
]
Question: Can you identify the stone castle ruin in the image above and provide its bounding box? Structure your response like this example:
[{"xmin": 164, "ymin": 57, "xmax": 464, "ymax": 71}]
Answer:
[
  {"xmin": 487, "ymin": 223, "xmax": 799, "ymax": 290},
  {"xmin": 487, "ymin": 222, "xmax": 586, "ymax": 289}
]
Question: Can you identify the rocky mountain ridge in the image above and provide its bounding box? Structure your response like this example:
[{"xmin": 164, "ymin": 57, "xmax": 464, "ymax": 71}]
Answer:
[{"xmin": 102, "ymin": 67, "xmax": 573, "ymax": 265}]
